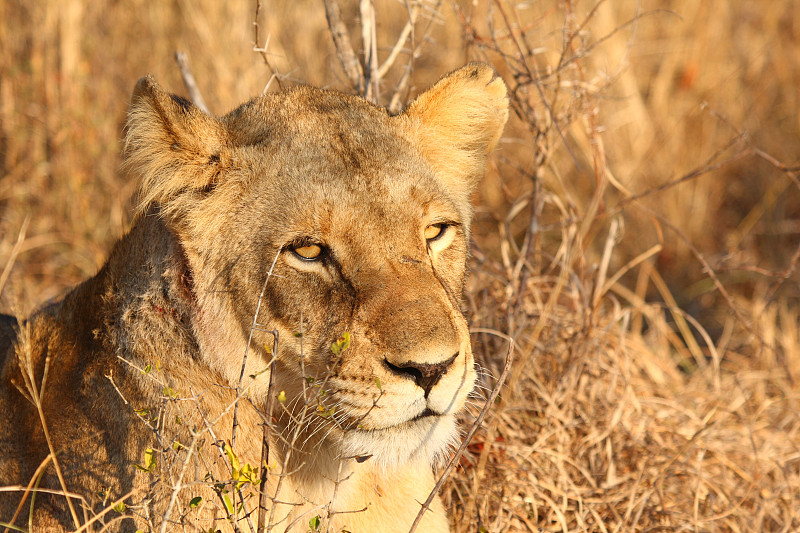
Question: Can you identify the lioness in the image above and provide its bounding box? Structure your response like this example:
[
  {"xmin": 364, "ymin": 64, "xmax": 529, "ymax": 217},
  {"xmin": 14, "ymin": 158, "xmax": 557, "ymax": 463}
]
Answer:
[{"xmin": 0, "ymin": 64, "xmax": 508, "ymax": 532}]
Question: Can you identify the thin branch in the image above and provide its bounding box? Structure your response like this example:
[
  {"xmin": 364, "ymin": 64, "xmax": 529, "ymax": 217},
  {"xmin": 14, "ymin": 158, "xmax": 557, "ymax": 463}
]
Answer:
[
  {"xmin": 174, "ymin": 52, "xmax": 210, "ymax": 114},
  {"xmin": 376, "ymin": 4, "xmax": 418, "ymax": 79},
  {"xmin": 388, "ymin": 0, "xmax": 443, "ymax": 113},
  {"xmin": 408, "ymin": 340, "xmax": 515, "ymax": 533},
  {"xmin": 157, "ymin": 433, "xmax": 201, "ymax": 533},
  {"xmin": 257, "ymin": 332, "xmax": 279, "ymax": 533},
  {"xmin": 491, "ymin": 0, "xmax": 581, "ymax": 169},
  {"xmin": 190, "ymin": 390, "xmax": 245, "ymax": 533},
  {"xmin": 387, "ymin": 65, "xmax": 413, "ymax": 114},
  {"xmin": 613, "ymin": 134, "xmax": 749, "ymax": 211},
  {"xmin": 15, "ymin": 325, "xmax": 82, "ymax": 529},
  {"xmin": 360, "ymin": 0, "xmax": 379, "ymax": 102},
  {"xmin": 765, "ymin": 240, "xmax": 800, "ymax": 303},
  {"xmin": 253, "ymin": 0, "xmax": 283, "ymax": 91},
  {"xmin": 0, "ymin": 214, "xmax": 30, "ymax": 299},
  {"xmin": 3, "ymin": 453, "xmax": 54, "ymax": 530},
  {"xmin": 232, "ymin": 250, "xmax": 280, "ymax": 449},
  {"xmin": 323, "ymin": 0, "xmax": 365, "ymax": 94}
]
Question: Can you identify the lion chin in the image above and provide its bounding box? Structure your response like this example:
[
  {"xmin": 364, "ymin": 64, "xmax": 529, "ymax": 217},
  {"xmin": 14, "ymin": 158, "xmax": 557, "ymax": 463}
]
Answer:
[{"xmin": 341, "ymin": 414, "xmax": 460, "ymax": 470}]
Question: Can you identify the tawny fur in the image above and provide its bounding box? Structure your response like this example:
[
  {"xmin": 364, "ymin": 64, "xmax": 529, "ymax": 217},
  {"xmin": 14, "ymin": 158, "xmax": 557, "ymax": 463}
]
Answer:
[{"xmin": 0, "ymin": 64, "xmax": 508, "ymax": 532}]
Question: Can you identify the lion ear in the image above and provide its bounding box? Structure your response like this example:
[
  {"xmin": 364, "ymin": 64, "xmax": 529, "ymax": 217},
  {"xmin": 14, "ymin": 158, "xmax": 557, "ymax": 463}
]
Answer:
[
  {"xmin": 124, "ymin": 75, "xmax": 226, "ymax": 217},
  {"xmin": 400, "ymin": 63, "xmax": 509, "ymax": 194}
]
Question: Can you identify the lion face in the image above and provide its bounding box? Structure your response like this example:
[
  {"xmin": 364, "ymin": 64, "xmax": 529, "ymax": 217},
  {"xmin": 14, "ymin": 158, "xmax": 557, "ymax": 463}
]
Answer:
[{"xmin": 124, "ymin": 64, "xmax": 508, "ymax": 468}]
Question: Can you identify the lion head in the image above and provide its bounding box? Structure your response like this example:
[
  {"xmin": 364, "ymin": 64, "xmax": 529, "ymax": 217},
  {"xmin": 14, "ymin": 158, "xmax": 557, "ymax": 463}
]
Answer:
[
  {"xmin": 0, "ymin": 64, "xmax": 508, "ymax": 533},
  {"xmin": 123, "ymin": 63, "xmax": 508, "ymax": 470}
]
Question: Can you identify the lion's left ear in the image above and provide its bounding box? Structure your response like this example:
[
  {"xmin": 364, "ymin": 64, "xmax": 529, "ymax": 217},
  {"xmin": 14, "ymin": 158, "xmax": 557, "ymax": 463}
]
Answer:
[
  {"xmin": 399, "ymin": 63, "xmax": 509, "ymax": 194},
  {"xmin": 124, "ymin": 75, "xmax": 228, "ymax": 218}
]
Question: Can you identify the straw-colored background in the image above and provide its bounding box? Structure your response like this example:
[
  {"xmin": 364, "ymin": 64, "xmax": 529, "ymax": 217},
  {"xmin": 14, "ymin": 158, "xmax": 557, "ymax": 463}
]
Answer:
[{"xmin": 1, "ymin": 1, "xmax": 798, "ymax": 531}]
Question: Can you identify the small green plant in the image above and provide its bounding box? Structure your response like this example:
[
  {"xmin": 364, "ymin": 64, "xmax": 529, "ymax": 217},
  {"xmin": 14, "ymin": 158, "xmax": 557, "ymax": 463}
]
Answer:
[{"xmin": 223, "ymin": 442, "xmax": 260, "ymax": 490}]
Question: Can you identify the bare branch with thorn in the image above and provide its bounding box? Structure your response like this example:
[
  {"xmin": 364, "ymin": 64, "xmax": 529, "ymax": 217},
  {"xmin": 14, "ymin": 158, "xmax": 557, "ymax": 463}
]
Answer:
[
  {"xmin": 323, "ymin": 0, "xmax": 365, "ymax": 94},
  {"xmin": 174, "ymin": 51, "xmax": 210, "ymax": 114}
]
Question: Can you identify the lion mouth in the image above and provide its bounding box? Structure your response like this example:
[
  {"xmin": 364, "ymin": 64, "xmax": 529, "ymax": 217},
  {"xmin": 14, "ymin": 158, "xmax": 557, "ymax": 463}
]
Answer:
[
  {"xmin": 413, "ymin": 407, "xmax": 439, "ymax": 420},
  {"xmin": 348, "ymin": 406, "xmax": 442, "ymax": 431},
  {"xmin": 340, "ymin": 412, "xmax": 458, "ymax": 468}
]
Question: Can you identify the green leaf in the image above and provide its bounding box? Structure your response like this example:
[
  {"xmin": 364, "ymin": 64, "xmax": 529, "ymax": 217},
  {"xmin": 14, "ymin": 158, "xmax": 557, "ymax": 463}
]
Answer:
[
  {"xmin": 309, "ymin": 515, "xmax": 321, "ymax": 530},
  {"xmin": 277, "ymin": 390, "xmax": 286, "ymax": 403},
  {"xmin": 135, "ymin": 447, "xmax": 156, "ymax": 473},
  {"xmin": 143, "ymin": 364, "xmax": 152, "ymax": 374},
  {"xmin": 189, "ymin": 496, "xmax": 202, "ymax": 508},
  {"xmin": 163, "ymin": 386, "xmax": 177, "ymax": 398},
  {"xmin": 316, "ymin": 404, "xmax": 336, "ymax": 418},
  {"xmin": 331, "ymin": 332, "xmax": 352, "ymax": 355},
  {"xmin": 223, "ymin": 493, "xmax": 234, "ymax": 515},
  {"xmin": 224, "ymin": 443, "xmax": 241, "ymax": 473},
  {"xmin": 374, "ymin": 377, "xmax": 382, "ymax": 391},
  {"xmin": 113, "ymin": 501, "xmax": 127, "ymax": 513},
  {"xmin": 235, "ymin": 462, "xmax": 260, "ymax": 489},
  {"xmin": 144, "ymin": 447, "xmax": 156, "ymax": 469}
]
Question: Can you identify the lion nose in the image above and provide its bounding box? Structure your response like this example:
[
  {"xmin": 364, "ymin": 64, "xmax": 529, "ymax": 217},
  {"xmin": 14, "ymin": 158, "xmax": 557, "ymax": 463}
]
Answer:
[{"xmin": 384, "ymin": 353, "xmax": 458, "ymax": 397}]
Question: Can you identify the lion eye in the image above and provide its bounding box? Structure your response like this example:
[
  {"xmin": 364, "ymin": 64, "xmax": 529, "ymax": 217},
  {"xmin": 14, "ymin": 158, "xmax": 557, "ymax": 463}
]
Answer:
[
  {"xmin": 424, "ymin": 223, "xmax": 445, "ymax": 241},
  {"xmin": 292, "ymin": 243, "xmax": 323, "ymax": 261}
]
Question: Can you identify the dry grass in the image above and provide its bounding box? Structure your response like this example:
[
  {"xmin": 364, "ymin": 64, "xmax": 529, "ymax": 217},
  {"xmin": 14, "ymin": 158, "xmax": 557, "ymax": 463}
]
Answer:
[{"xmin": 2, "ymin": 1, "xmax": 799, "ymax": 531}]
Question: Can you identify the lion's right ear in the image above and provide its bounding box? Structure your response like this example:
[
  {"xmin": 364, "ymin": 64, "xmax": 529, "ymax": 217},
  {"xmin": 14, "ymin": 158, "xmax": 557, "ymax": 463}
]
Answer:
[
  {"xmin": 124, "ymin": 76, "xmax": 227, "ymax": 218},
  {"xmin": 399, "ymin": 63, "xmax": 509, "ymax": 197}
]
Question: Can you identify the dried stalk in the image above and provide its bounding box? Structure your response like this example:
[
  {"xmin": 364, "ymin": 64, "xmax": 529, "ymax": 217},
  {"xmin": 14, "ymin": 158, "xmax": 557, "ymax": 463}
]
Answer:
[
  {"xmin": 323, "ymin": 0, "xmax": 365, "ymax": 94},
  {"xmin": 256, "ymin": 332, "xmax": 278, "ymax": 533},
  {"xmin": 231, "ymin": 250, "xmax": 280, "ymax": 449},
  {"xmin": 253, "ymin": 0, "xmax": 283, "ymax": 91},
  {"xmin": 0, "ymin": 214, "xmax": 29, "ymax": 298},
  {"xmin": 174, "ymin": 51, "xmax": 210, "ymax": 114},
  {"xmin": 408, "ymin": 340, "xmax": 515, "ymax": 533},
  {"xmin": 360, "ymin": 0, "xmax": 379, "ymax": 101}
]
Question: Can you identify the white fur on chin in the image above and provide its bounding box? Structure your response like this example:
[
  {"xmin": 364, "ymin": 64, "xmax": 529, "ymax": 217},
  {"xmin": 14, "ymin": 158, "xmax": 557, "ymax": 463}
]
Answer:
[{"xmin": 340, "ymin": 414, "xmax": 459, "ymax": 471}]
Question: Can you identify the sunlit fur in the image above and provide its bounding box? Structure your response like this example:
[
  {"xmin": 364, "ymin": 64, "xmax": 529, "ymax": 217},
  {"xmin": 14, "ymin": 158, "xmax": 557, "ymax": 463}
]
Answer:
[{"xmin": 0, "ymin": 64, "xmax": 508, "ymax": 532}]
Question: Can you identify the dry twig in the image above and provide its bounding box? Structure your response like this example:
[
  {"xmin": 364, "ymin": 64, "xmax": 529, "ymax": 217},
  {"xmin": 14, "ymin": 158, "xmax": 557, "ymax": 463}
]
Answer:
[
  {"xmin": 323, "ymin": 0, "xmax": 365, "ymax": 94},
  {"xmin": 174, "ymin": 51, "xmax": 210, "ymax": 114}
]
